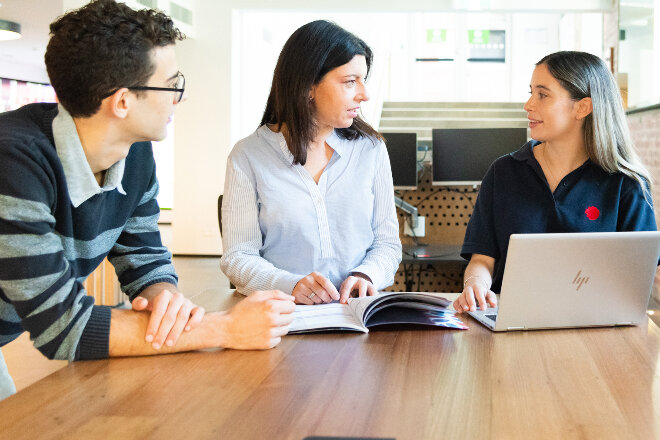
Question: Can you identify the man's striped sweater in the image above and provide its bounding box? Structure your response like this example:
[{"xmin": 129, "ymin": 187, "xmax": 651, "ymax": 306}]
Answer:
[{"xmin": 0, "ymin": 103, "xmax": 178, "ymax": 361}]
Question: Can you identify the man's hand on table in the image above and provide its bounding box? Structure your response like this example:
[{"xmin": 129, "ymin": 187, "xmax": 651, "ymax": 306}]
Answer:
[
  {"xmin": 219, "ymin": 290, "xmax": 295, "ymax": 349},
  {"xmin": 132, "ymin": 283, "xmax": 205, "ymax": 350}
]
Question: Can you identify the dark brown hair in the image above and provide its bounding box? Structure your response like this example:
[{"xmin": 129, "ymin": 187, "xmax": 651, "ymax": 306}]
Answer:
[
  {"xmin": 260, "ymin": 20, "xmax": 382, "ymax": 165},
  {"xmin": 45, "ymin": 0, "xmax": 184, "ymax": 117}
]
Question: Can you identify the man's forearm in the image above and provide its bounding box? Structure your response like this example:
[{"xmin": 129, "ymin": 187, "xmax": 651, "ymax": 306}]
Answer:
[
  {"xmin": 137, "ymin": 282, "xmax": 180, "ymax": 301},
  {"xmin": 108, "ymin": 309, "xmax": 228, "ymax": 357},
  {"xmin": 109, "ymin": 290, "xmax": 295, "ymax": 356}
]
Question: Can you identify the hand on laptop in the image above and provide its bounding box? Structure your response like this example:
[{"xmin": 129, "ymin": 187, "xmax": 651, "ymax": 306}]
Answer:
[
  {"xmin": 455, "ymin": 255, "xmax": 497, "ymax": 314},
  {"xmin": 454, "ymin": 277, "xmax": 497, "ymax": 314}
]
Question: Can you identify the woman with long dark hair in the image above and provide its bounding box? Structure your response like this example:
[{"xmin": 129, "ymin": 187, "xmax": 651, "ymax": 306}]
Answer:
[
  {"xmin": 454, "ymin": 50, "xmax": 657, "ymax": 313},
  {"xmin": 220, "ymin": 20, "xmax": 401, "ymax": 305}
]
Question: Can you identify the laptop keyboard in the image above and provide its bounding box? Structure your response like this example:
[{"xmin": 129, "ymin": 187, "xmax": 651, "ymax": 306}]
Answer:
[{"xmin": 485, "ymin": 314, "xmax": 498, "ymax": 322}]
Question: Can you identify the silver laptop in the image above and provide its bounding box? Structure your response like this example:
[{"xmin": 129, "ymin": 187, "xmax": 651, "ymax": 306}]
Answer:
[{"xmin": 468, "ymin": 231, "xmax": 660, "ymax": 331}]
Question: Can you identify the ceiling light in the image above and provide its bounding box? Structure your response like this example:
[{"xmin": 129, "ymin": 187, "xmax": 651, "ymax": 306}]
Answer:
[{"xmin": 0, "ymin": 19, "xmax": 21, "ymax": 41}]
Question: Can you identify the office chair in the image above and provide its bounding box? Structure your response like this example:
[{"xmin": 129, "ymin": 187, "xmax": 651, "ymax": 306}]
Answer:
[
  {"xmin": 217, "ymin": 194, "xmax": 235, "ymax": 289},
  {"xmin": 217, "ymin": 194, "xmax": 223, "ymax": 236}
]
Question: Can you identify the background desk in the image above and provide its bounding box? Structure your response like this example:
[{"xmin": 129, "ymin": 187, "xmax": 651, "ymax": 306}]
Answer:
[
  {"xmin": 401, "ymin": 243, "xmax": 465, "ymax": 264},
  {"xmin": 2, "ymin": 290, "xmax": 660, "ymax": 440},
  {"xmin": 399, "ymin": 244, "xmax": 467, "ymax": 291}
]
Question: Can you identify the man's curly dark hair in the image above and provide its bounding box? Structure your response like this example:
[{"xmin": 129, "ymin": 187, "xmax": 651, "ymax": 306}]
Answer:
[{"xmin": 45, "ymin": 0, "xmax": 184, "ymax": 117}]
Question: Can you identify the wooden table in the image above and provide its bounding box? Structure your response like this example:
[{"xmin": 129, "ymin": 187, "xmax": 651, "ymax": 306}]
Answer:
[{"xmin": 2, "ymin": 290, "xmax": 660, "ymax": 440}]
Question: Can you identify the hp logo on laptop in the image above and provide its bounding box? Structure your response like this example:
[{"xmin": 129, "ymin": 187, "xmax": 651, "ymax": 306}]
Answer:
[{"xmin": 572, "ymin": 270, "xmax": 590, "ymax": 291}]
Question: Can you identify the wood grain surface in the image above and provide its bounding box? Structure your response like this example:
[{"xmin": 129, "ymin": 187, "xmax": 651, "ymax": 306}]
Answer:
[{"xmin": 2, "ymin": 290, "xmax": 659, "ymax": 440}]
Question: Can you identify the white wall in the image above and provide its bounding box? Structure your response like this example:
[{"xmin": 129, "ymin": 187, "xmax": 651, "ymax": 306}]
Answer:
[
  {"xmin": 619, "ymin": 24, "xmax": 653, "ymax": 106},
  {"xmin": 0, "ymin": 62, "xmax": 50, "ymax": 84},
  {"xmin": 231, "ymin": 9, "xmax": 604, "ymax": 134},
  {"xmin": 231, "ymin": 11, "xmax": 405, "ymax": 145},
  {"xmin": 171, "ymin": 1, "xmax": 231, "ymax": 255},
  {"xmin": 0, "ymin": 0, "xmax": 617, "ymax": 258},
  {"xmin": 170, "ymin": 1, "xmax": 612, "ymax": 255},
  {"xmin": 0, "ymin": 0, "xmax": 67, "ymax": 83},
  {"xmin": 510, "ymin": 13, "xmax": 561, "ymax": 102},
  {"xmin": 0, "ymin": 0, "xmax": 613, "ymax": 256},
  {"xmin": 619, "ymin": 1, "xmax": 658, "ymax": 108}
]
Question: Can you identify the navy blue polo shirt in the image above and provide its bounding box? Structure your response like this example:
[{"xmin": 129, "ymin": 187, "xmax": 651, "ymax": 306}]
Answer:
[{"xmin": 462, "ymin": 140, "xmax": 657, "ymax": 293}]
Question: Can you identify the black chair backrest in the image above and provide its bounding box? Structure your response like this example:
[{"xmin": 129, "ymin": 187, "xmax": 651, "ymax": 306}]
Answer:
[
  {"xmin": 217, "ymin": 194, "xmax": 236, "ymax": 289},
  {"xmin": 217, "ymin": 194, "xmax": 223, "ymax": 236}
]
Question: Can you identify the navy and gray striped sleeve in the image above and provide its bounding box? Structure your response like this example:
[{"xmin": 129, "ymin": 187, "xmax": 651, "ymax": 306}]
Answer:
[
  {"xmin": 0, "ymin": 141, "xmax": 110, "ymax": 361},
  {"xmin": 107, "ymin": 169, "xmax": 177, "ymax": 301}
]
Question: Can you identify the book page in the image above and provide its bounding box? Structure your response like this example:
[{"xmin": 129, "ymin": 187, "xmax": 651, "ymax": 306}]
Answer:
[
  {"xmin": 347, "ymin": 292, "xmax": 463, "ymax": 327},
  {"xmin": 346, "ymin": 295, "xmax": 382, "ymax": 323},
  {"xmin": 288, "ymin": 303, "xmax": 366, "ymax": 333},
  {"xmin": 346, "ymin": 292, "xmax": 440, "ymax": 322}
]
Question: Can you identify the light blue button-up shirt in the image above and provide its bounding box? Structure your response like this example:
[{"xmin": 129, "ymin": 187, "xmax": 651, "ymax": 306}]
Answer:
[{"xmin": 220, "ymin": 125, "xmax": 402, "ymax": 295}]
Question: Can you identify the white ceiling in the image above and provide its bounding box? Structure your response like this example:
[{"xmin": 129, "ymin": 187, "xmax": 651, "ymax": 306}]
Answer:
[{"xmin": 0, "ymin": 0, "xmax": 63, "ymax": 81}]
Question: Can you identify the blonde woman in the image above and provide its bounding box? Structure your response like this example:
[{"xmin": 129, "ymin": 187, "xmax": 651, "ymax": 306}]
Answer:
[{"xmin": 455, "ymin": 51, "xmax": 657, "ymax": 313}]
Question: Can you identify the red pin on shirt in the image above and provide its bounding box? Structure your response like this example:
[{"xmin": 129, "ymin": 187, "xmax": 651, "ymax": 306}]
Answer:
[{"xmin": 585, "ymin": 206, "xmax": 600, "ymax": 220}]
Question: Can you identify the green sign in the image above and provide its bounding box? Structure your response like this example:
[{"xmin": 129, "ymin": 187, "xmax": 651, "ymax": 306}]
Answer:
[
  {"xmin": 426, "ymin": 29, "xmax": 447, "ymax": 43},
  {"xmin": 468, "ymin": 30, "xmax": 490, "ymax": 44}
]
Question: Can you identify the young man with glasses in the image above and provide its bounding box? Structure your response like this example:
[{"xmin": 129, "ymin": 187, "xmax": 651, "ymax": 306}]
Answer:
[{"xmin": 0, "ymin": 0, "xmax": 294, "ymax": 401}]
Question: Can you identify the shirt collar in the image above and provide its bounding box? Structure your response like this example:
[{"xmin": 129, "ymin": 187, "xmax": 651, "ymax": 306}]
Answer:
[
  {"xmin": 511, "ymin": 139, "xmax": 592, "ymax": 171},
  {"xmin": 52, "ymin": 104, "xmax": 126, "ymax": 208},
  {"xmin": 259, "ymin": 125, "xmax": 348, "ymax": 163},
  {"xmin": 511, "ymin": 139, "xmax": 542, "ymax": 163},
  {"xmin": 325, "ymin": 130, "xmax": 348, "ymax": 157}
]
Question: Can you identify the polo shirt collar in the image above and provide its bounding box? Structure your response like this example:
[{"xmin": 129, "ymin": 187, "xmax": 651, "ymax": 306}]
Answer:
[
  {"xmin": 52, "ymin": 104, "xmax": 126, "ymax": 208},
  {"xmin": 511, "ymin": 139, "xmax": 593, "ymax": 171},
  {"xmin": 511, "ymin": 139, "xmax": 542, "ymax": 164}
]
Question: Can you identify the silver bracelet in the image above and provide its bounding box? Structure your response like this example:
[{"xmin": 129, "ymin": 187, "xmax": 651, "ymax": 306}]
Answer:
[{"xmin": 463, "ymin": 275, "xmax": 489, "ymax": 290}]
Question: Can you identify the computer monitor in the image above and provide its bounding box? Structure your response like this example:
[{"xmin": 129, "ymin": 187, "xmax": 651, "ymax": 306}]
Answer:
[
  {"xmin": 432, "ymin": 128, "xmax": 527, "ymax": 186},
  {"xmin": 382, "ymin": 132, "xmax": 418, "ymax": 190}
]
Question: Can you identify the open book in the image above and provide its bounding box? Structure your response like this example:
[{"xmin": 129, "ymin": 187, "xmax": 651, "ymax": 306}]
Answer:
[{"xmin": 288, "ymin": 292, "xmax": 467, "ymax": 334}]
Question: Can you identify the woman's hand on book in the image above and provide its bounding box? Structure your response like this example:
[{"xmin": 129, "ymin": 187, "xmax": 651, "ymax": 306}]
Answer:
[
  {"xmin": 292, "ymin": 272, "xmax": 340, "ymax": 305},
  {"xmin": 339, "ymin": 273, "xmax": 376, "ymax": 304}
]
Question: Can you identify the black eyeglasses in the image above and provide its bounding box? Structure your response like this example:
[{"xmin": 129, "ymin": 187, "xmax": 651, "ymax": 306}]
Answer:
[{"xmin": 104, "ymin": 72, "xmax": 185, "ymax": 103}]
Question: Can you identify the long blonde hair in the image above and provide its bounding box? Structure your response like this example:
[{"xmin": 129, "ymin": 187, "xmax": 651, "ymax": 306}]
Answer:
[{"xmin": 537, "ymin": 51, "xmax": 653, "ymax": 203}]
